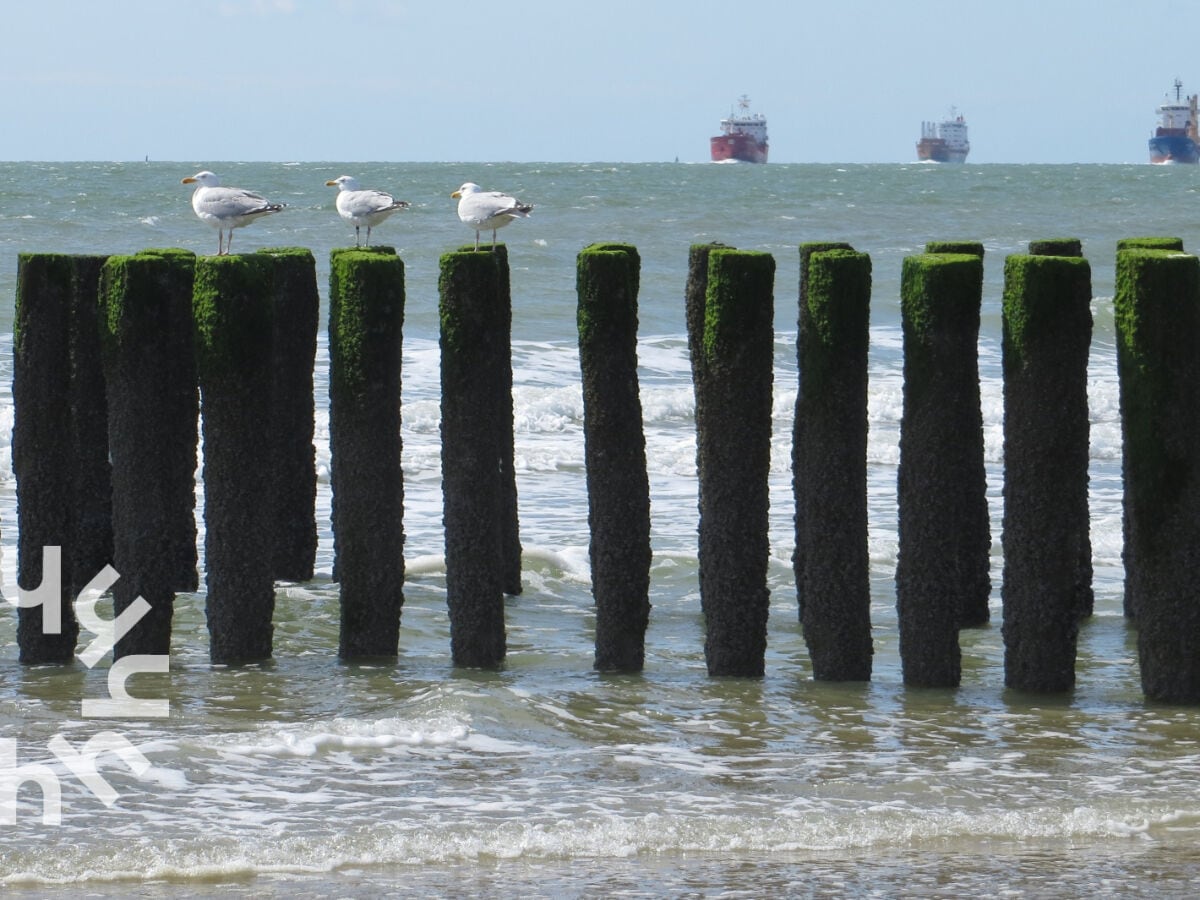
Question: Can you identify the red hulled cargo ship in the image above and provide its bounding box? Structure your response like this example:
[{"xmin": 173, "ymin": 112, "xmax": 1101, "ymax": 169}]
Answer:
[
  {"xmin": 710, "ymin": 95, "xmax": 769, "ymax": 163},
  {"xmin": 916, "ymin": 109, "xmax": 970, "ymax": 163}
]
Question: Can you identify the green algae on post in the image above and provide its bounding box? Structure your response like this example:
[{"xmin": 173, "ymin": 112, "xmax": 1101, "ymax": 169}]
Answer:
[
  {"xmin": 794, "ymin": 247, "xmax": 873, "ymax": 682},
  {"xmin": 925, "ymin": 240, "xmax": 984, "ymax": 257},
  {"xmin": 694, "ymin": 248, "xmax": 775, "ymax": 677},
  {"xmin": 896, "ymin": 252, "xmax": 988, "ymax": 687},
  {"xmin": 99, "ymin": 250, "xmax": 199, "ymax": 656},
  {"xmin": 1115, "ymin": 247, "xmax": 1200, "ymax": 703},
  {"xmin": 576, "ymin": 243, "xmax": 651, "ymax": 673},
  {"xmin": 1116, "ymin": 237, "xmax": 1184, "ymax": 252},
  {"xmin": 1001, "ymin": 253, "xmax": 1093, "ymax": 692},
  {"xmin": 193, "ymin": 254, "xmax": 276, "ymax": 664},
  {"xmin": 327, "ymin": 248, "xmax": 406, "ymax": 659}
]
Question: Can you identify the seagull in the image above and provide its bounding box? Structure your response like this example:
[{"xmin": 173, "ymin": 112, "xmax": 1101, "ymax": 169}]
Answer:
[
  {"xmin": 325, "ymin": 175, "xmax": 410, "ymax": 247},
  {"xmin": 451, "ymin": 182, "xmax": 533, "ymax": 251},
  {"xmin": 181, "ymin": 170, "xmax": 285, "ymax": 255}
]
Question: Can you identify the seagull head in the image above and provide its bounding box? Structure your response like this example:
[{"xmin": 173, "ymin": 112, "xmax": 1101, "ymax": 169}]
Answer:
[
  {"xmin": 326, "ymin": 175, "xmax": 361, "ymax": 191},
  {"xmin": 451, "ymin": 182, "xmax": 482, "ymax": 199},
  {"xmin": 182, "ymin": 171, "xmax": 220, "ymax": 187}
]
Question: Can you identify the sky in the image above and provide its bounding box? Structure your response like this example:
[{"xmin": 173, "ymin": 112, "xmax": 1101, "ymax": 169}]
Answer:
[{"xmin": 2, "ymin": 0, "xmax": 1199, "ymax": 164}]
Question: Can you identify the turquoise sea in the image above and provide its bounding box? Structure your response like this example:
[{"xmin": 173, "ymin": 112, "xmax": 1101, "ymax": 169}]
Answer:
[{"xmin": 1, "ymin": 161, "xmax": 1200, "ymax": 897}]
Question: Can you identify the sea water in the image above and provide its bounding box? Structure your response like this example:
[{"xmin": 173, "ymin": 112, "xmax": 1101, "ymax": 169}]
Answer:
[{"xmin": 0, "ymin": 161, "xmax": 1198, "ymax": 897}]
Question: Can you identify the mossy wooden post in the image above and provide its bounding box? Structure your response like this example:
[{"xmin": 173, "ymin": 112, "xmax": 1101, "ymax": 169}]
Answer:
[
  {"xmin": 1114, "ymin": 237, "xmax": 1183, "ymax": 621},
  {"xmin": 685, "ymin": 243, "xmax": 730, "ymax": 387},
  {"xmin": 13, "ymin": 254, "xmax": 112, "ymax": 662},
  {"xmin": 440, "ymin": 249, "xmax": 512, "ymax": 668},
  {"xmin": 121, "ymin": 248, "xmax": 201, "ymax": 595},
  {"xmin": 1115, "ymin": 247, "xmax": 1200, "ymax": 703},
  {"xmin": 694, "ymin": 249, "xmax": 775, "ymax": 677},
  {"xmin": 1001, "ymin": 254, "xmax": 1093, "ymax": 692},
  {"xmin": 1027, "ymin": 238, "xmax": 1093, "ymax": 621},
  {"xmin": 1029, "ymin": 238, "xmax": 1083, "ymax": 258},
  {"xmin": 1117, "ymin": 237, "xmax": 1184, "ymax": 252},
  {"xmin": 576, "ymin": 243, "xmax": 651, "ymax": 672},
  {"xmin": 259, "ymin": 248, "xmax": 319, "ymax": 583},
  {"xmin": 792, "ymin": 241, "xmax": 852, "ymax": 626},
  {"xmin": 489, "ymin": 245, "xmax": 523, "ymax": 597},
  {"xmin": 926, "ymin": 241, "xmax": 984, "ymax": 257},
  {"xmin": 328, "ymin": 248, "xmax": 406, "ymax": 659},
  {"xmin": 194, "ymin": 255, "xmax": 276, "ymax": 663},
  {"xmin": 896, "ymin": 252, "xmax": 989, "ymax": 687},
  {"xmin": 66, "ymin": 256, "xmax": 114, "ymax": 597},
  {"xmin": 684, "ymin": 243, "xmax": 731, "ymax": 545},
  {"xmin": 99, "ymin": 250, "xmax": 199, "ymax": 656},
  {"xmin": 794, "ymin": 247, "xmax": 873, "ymax": 681}
]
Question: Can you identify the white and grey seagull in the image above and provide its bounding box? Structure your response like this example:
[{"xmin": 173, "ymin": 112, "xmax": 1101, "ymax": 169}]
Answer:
[
  {"xmin": 181, "ymin": 170, "xmax": 285, "ymax": 256},
  {"xmin": 451, "ymin": 182, "xmax": 533, "ymax": 251},
  {"xmin": 325, "ymin": 174, "xmax": 410, "ymax": 247}
]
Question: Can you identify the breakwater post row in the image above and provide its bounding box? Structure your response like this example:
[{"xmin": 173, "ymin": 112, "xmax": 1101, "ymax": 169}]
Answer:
[{"xmin": 9, "ymin": 239, "xmax": 1200, "ymax": 702}]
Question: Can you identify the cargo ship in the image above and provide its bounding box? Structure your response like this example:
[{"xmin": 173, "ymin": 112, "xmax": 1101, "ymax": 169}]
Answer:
[
  {"xmin": 710, "ymin": 95, "xmax": 768, "ymax": 163},
  {"xmin": 916, "ymin": 109, "xmax": 970, "ymax": 163},
  {"xmin": 1148, "ymin": 79, "xmax": 1199, "ymax": 164}
]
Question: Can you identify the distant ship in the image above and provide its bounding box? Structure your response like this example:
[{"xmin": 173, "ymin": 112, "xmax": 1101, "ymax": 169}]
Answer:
[
  {"xmin": 710, "ymin": 95, "xmax": 769, "ymax": 163},
  {"xmin": 917, "ymin": 109, "xmax": 970, "ymax": 163},
  {"xmin": 1148, "ymin": 79, "xmax": 1199, "ymax": 164}
]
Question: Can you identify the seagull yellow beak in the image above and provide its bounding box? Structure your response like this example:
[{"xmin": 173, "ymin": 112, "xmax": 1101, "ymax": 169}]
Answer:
[
  {"xmin": 451, "ymin": 190, "xmax": 462, "ymax": 199},
  {"xmin": 325, "ymin": 180, "xmax": 338, "ymax": 187},
  {"xmin": 181, "ymin": 177, "xmax": 197, "ymax": 184}
]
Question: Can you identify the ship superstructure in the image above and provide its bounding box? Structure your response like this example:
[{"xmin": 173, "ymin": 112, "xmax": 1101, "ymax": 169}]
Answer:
[
  {"xmin": 710, "ymin": 95, "xmax": 769, "ymax": 163},
  {"xmin": 1149, "ymin": 79, "xmax": 1200, "ymax": 164}
]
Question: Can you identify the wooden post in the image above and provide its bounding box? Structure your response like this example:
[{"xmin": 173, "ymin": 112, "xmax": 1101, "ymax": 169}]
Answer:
[
  {"xmin": 794, "ymin": 247, "xmax": 873, "ymax": 681},
  {"xmin": 439, "ymin": 248, "xmax": 511, "ymax": 668},
  {"xmin": 1027, "ymin": 238, "xmax": 1092, "ymax": 621},
  {"xmin": 1114, "ymin": 237, "xmax": 1184, "ymax": 622},
  {"xmin": 576, "ymin": 243, "xmax": 651, "ymax": 672},
  {"xmin": 193, "ymin": 255, "xmax": 276, "ymax": 663},
  {"xmin": 327, "ymin": 248, "xmax": 406, "ymax": 659},
  {"xmin": 259, "ymin": 248, "xmax": 319, "ymax": 583},
  {"xmin": 1001, "ymin": 253, "xmax": 1093, "ymax": 692},
  {"xmin": 99, "ymin": 250, "xmax": 199, "ymax": 655},
  {"xmin": 896, "ymin": 252, "xmax": 989, "ymax": 686},
  {"xmin": 13, "ymin": 254, "xmax": 112, "ymax": 662},
  {"xmin": 926, "ymin": 241, "xmax": 984, "ymax": 257},
  {"xmin": 1115, "ymin": 247, "xmax": 1200, "ymax": 703},
  {"xmin": 793, "ymin": 242, "xmax": 853, "ymax": 624},
  {"xmin": 1028, "ymin": 238, "xmax": 1083, "ymax": 257},
  {"xmin": 692, "ymin": 248, "xmax": 775, "ymax": 677}
]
